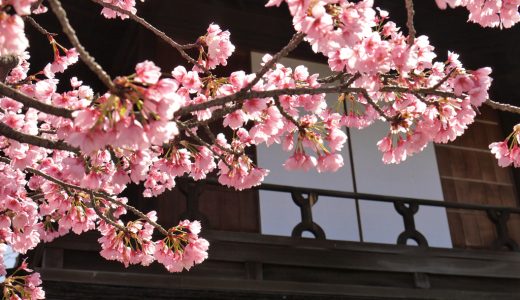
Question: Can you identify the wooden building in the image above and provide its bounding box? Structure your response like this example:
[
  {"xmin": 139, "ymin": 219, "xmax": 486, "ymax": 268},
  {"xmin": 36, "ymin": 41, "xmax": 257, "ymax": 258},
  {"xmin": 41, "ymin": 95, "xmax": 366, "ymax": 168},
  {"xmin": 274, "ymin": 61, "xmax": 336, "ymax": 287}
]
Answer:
[{"xmin": 28, "ymin": 1, "xmax": 520, "ymax": 299}]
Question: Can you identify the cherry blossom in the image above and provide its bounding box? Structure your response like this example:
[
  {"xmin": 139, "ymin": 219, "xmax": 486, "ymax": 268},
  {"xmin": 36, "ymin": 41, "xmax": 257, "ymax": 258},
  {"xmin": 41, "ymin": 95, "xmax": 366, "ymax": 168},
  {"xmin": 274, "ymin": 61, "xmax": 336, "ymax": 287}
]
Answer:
[
  {"xmin": 436, "ymin": 0, "xmax": 520, "ymax": 28},
  {"xmin": 100, "ymin": 0, "xmax": 144, "ymax": 19},
  {"xmin": 0, "ymin": 12, "xmax": 28, "ymax": 56},
  {"xmin": 0, "ymin": 0, "xmax": 518, "ymax": 298},
  {"xmin": 154, "ymin": 220, "xmax": 209, "ymax": 272},
  {"xmin": 490, "ymin": 125, "xmax": 520, "ymax": 167},
  {"xmin": 1, "ymin": 260, "xmax": 45, "ymax": 300}
]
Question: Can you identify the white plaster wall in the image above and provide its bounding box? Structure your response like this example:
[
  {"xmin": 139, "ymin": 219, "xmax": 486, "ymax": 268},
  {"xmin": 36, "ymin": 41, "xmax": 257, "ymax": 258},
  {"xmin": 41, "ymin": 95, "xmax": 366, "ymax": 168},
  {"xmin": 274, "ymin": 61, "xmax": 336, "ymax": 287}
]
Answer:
[{"xmin": 350, "ymin": 121, "xmax": 452, "ymax": 247}]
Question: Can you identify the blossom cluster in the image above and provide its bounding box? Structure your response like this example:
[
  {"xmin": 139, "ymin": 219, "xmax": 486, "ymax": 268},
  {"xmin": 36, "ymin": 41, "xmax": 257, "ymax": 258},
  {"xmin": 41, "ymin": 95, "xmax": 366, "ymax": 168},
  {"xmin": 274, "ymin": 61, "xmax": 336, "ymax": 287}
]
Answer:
[
  {"xmin": 1, "ymin": 260, "xmax": 45, "ymax": 300},
  {"xmin": 98, "ymin": 215, "xmax": 208, "ymax": 272},
  {"xmin": 267, "ymin": 0, "xmax": 492, "ymax": 163},
  {"xmin": 100, "ymin": 0, "xmax": 144, "ymax": 19},
  {"xmin": 490, "ymin": 125, "xmax": 520, "ymax": 167},
  {"xmin": 435, "ymin": 0, "xmax": 520, "ymax": 28},
  {"xmin": 200, "ymin": 24, "xmax": 236, "ymax": 70}
]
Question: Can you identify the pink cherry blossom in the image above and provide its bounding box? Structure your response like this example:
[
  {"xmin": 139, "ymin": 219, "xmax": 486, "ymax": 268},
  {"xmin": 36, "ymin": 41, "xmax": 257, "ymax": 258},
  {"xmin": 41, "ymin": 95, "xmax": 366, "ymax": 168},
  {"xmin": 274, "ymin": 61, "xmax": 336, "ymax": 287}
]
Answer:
[
  {"xmin": 203, "ymin": 24, "xmax": 235, "ymax": 69},
  {"xmin": 0, "ymin": 13, "xmax": 28, "ymax": 56}
]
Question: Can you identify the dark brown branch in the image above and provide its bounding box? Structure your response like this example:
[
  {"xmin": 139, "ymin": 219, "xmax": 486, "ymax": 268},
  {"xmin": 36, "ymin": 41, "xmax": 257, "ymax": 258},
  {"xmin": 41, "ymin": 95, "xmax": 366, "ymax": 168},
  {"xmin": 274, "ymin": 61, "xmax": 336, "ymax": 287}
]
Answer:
[
  {"xmin": 485, "ymin": 99, "xmax": 520, "ymax": 115},
  {"xmin": 358, "ymin": 90, "xmax": 393, "ymax": 121},
  {"xmin": 431, "ymin": 68, "xmax": 457, "ymax": 90},
  {"xmin": 380, "ymin": 85, "xmax": 457, "ymax": 98},
  {"xmin": 317, "ymin": 72, "xmax": 347, "ymax": 84},
  {"xmin": 0, "ymin": 55, "xmax": 19, "ymax": 83},
  {"xmin": 0, "ymin": 122, "xmax": 79, "ymax": 153},
  {"xmin": 23, "ymin": 16, "xmax": 55, "ymax": 37},
  {"xmin": 273, "ymin": 96, "xmax": 303, "ymax": 131},
  {"xmin": 411, "ymin": 92, "xmax": 435, "ymax": 105},
  {"xmin": 47, "ymin": 0, "xmax": 115, "ymax": 91},
  {"xmin": 178, "ymin": 122, "xmax": 238, "ymax": 157},
  {"xmin": 176, "ymin": 85, "xmax": 353, "ymax": 117},
  {"xmin": 184, "ymin": 104, "xmax": 239, "ymax": 128},
  {"xmin": 89, "ymin": 0, "xmax": 208, "ymax": 73},
  {"xmin": 112, "ymin": 199, "xmax": 168, "ymax": 236},
  {"xmin": 177, "ymin": 82, "xmax": 400, "ymax": 117},
  {"xmin": 201, "ymin": 125, "xmax": 217, "ymax": 142},
  {"xmin": 0, "ymin": 156, "xmax": 86, "ymax": 193},
  {"xmin": 0, "ymin": 82, "xmax": 74, "ymax": 118},
  {"xmin": 344, "ymin": 73, "xmax": 361, "ymax": 87},
  {"xmin": 91, "ymin": 193, "xmax": 128, "ymax": 233},
  {"xmin": 405, "ymin": 0, "xmax": 416, "ymax": 45}
]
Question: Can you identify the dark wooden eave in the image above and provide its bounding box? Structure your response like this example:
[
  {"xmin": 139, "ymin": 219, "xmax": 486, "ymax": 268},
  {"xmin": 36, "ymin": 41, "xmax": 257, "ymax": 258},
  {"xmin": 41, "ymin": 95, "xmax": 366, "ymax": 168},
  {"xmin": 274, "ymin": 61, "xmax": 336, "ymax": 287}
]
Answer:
[{"xmin": 37, "ymin": 230, "xmax": 520, "ymax": 300}]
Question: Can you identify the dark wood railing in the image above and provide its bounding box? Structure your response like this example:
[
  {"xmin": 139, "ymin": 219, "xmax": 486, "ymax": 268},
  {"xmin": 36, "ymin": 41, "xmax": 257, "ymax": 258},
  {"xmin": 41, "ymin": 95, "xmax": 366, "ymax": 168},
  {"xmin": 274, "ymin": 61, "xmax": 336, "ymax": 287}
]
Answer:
[
  {"xmin": 172, "ymin": 177, "xmax": 520, "ymax": 251},
  {"xmin": 256, "ymin": 182, "xmax": 520, "ymax": 251}
]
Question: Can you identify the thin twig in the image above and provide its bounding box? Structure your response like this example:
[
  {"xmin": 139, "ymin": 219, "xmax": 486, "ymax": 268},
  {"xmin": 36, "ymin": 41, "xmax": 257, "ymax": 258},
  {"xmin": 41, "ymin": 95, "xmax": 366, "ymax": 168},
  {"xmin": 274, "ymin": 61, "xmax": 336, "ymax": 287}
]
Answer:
[
  {"xmin": 357, "ymin": 90, "xmax": 393, "ymax": 121},
  {"xmin": 183, "ymin": 104, "xmax": 238, "ymax": 129},
  {"xmin": 178, "ymin": 122, "xmax": 238, "ymax": 157},
  {"xmin": 112, "ymin": 199, "xmax": 169, "ymax": 236},
  {"xmin": 184, "ymin": 74, "xmax": 362, "ymax": 128},
  {"xmin": 0, "ymin": 82, "xmax": 74, "ymax": 118},
  {"xmin": 176, "ymin": 84, "xmax": 374, "ymax": 117},
  {"xmin": 176, "ymin": 80, "xmax": 468, "ymax": 121},
  {"xmin": 241, "ymin": 32, "xmax": 305, "ymax": 93},
  {"xmin": 89, "ymin": 0, "xmax": 208, "ymax": 73},
  {"xmin": 201, "ymin": 125, "xmax": 217, "ymax": 142},
  {"xmin": 0, "ymin": 122, "xmax": 80, "ymax": 153},
  {"xmin": 23, "ymin": 16, "xmax": 55, "ymax": 37},
  {"xmin": 317, "ymin": 72, "xmax": 347, "ymax": 84},
  {"xmin": 380, "ymin": 85, "xmax": 457, "ymax": 98},
  {"xmin": 90, "ymin": 192, "xmax": 128, "ymax": 233},
  {"xmin": 47, "ymin": 0, "xmax": 115, "ymax": 91},
  {"xmin": 273, "ymin": 96, "xmax": 302, "ymax": 131},
  {"xmin": 405, "ymin": 0, "xmax": 416, "ymax": 45},
  {"xmin": 0, "ymin": 156, "xmax": 87, "ymax": 193},
  {"xmin": 344, "ymin": 73, "xmax": 361, "ymax": 87},
  {"xmin": 431, "ymin": 68, "xmax": 457, "ymax": 90},
  {"xmin": 485, "ymin": 99, "xmax": 520, "ymax": 115},
  {"xmin": 412, "ymin": 92, "xmax": 435, "ymax": 105}
]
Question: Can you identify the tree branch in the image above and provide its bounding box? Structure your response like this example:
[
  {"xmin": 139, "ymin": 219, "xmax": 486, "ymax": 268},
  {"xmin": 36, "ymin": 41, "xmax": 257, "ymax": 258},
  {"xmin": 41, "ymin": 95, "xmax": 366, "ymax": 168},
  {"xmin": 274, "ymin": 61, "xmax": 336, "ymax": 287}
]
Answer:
[
  {"xmin": 176, "ymin": 84, "xmax": 352, "ymax": 117},
  {"xmin": 405, "ymin": 0, "xmax": 416, "ymax": 45},
  {"xmin": 90, "ymin": 193, "xmax": 128, "ymax": 233},
  {"xmin": 111, "ymin": 199, "xmax": 168, "ymax": 236},
  {"xmin": 183, "ymin": 104, "xmax": 238, "ymax": 129},
  {"xmin": 89, "ymin": 0, "xmax": 208, "ymax": 73},
  {"xmin": 241, "ymin": 32, "xmax": 305, "ymax": 93},
  {"xmin": 0, "ymin": 82, "xmax": 75, "ymax": 119},
  {"xmin": 23, "ymin": 16, "xmax": 55, "ymax": 37},
  {"xmin": 431, "ymin": 67, "xmax": 457, "ymax": 90},
  {"xmin": 0, "ymin": 122, "xmax": 79, "ymax": 153},
  {"xmin": 317, "ymin": 72, "xmax": 347, "ymax": 84},
  {"xmin": 379, "ymin": 85, "xmax": 457, "ymax": 98},
  {"xmin": 177, "ymin": 82, "xmax": 411, "ymax": 117},
  {"xmin": 273, "ymin": 96, "xmax": 303, "ymax": 131},
  {"xmin": 178, "ymin": 122, "xmax": 238, "ymax": 157},
  {"xmin": 0, "ymin": 55, "xmax": 19, "ymax": 83},
  {"xmin": 358, "ymin": 90, "xmax": 393, "ymax": 121},
  {"xmin": 47, "ymin": 0, "xmax": 115, "ymax": 91},
  {"xmin": 485, "ymin": 99, "xmax": 520, "ymax": 115}
]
